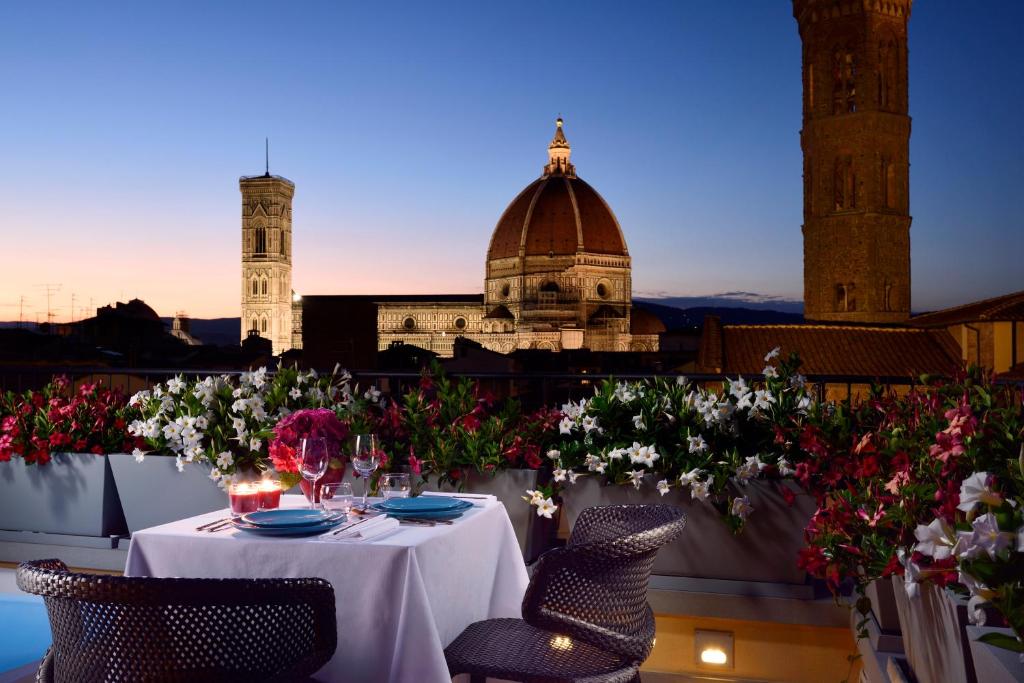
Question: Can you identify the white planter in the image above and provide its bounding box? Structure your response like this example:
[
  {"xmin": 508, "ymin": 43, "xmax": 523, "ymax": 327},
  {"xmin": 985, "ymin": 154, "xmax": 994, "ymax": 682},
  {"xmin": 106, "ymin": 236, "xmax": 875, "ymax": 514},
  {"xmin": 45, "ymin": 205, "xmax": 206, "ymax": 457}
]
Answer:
[
  {"xmin": 891, "ymin": 577, "xmax": 977, "ymax": 683},
  {"xmin": 108, "ymin": 454, "xmax": 229, "ymax": 534},
  {"xmin": 560, "ymin": 475, "xmax": 815, "ymax": 583},
  {"xmin": 422, "ymin": 468, "xmax": 552, "ymax": 562},
  {"xmin": 967, "ymin": 626, "xmax": 1024, "ymax": 683},
  {"xmin": 866, "ymin": 577, "xmax": 903, "ymax": 633},
  {"xmin": 0, "ymin": 453, "xmax": 127, "ymax": 537}
]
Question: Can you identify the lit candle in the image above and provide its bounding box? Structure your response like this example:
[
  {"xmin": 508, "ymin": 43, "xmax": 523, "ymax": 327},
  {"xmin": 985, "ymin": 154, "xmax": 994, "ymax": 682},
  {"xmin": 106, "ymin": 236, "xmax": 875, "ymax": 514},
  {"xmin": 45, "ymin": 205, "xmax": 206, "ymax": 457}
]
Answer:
[
  {"xmin": 229, "ymin": 482, "xmax": 259, "ymax": 515},
  {"xmin": 257, "ymin": 480, "xmax": 282, "ymax": 510}
]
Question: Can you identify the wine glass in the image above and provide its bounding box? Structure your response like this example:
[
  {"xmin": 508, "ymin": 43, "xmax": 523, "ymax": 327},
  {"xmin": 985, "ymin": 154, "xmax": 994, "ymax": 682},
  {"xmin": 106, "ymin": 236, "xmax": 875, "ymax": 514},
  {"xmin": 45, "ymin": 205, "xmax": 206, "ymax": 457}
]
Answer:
[
  {"xmin": 351, "ymin": 433, "xmax": 380, "ymax": 510},
  {"xmin": 299, "ymin": 437, "xmax": 330, "ymax": 510}
]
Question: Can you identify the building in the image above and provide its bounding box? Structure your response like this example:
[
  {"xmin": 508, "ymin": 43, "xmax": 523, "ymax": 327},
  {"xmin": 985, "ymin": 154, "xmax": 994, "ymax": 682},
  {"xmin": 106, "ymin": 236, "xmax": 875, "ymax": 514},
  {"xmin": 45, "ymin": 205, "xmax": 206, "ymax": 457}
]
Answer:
[
  {"xmin": 794, "ymin": 0, "xmax": 912, "ymax": 323},
  {"xmin": 375, "ymin": 118, "xmax": 658, "ymax": 355},
  {"xmin": 239, "ymin": 171, "xmax": 295, "ymax": 355},
  {"xmin": 910, "ymin": 290, "xmax": 1024, "ymax": 375}
]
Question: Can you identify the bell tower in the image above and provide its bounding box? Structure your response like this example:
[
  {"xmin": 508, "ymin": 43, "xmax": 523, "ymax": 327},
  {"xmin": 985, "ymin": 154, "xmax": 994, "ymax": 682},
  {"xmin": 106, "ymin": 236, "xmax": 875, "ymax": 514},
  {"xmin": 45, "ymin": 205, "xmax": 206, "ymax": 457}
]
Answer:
[
  {"xmin": 240, "ymin": 159, "xmax": 294, "ymax": 355},
  {"xmin": 794, "ymin": 0, "xmax": 912, "ymax": 323}
]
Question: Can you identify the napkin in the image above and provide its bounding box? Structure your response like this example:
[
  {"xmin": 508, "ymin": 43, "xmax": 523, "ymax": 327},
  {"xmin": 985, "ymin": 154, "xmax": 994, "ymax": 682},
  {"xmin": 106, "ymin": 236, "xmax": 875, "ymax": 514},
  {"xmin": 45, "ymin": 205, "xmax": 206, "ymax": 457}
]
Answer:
[
  {"xmin": 419, "ymin": 491, "xmax": 496, "ymax": 507},
  {"xmin": 330, "ymin": 515, "xmax": 399, "ymax": 541}
]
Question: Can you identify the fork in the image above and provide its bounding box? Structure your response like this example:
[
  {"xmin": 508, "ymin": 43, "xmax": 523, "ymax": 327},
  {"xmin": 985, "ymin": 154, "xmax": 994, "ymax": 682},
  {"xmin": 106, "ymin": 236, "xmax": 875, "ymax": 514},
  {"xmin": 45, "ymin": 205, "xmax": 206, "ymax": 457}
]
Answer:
[{"xmin": 195, "ymin": 517, "xmax": 231, "ymax": 532}]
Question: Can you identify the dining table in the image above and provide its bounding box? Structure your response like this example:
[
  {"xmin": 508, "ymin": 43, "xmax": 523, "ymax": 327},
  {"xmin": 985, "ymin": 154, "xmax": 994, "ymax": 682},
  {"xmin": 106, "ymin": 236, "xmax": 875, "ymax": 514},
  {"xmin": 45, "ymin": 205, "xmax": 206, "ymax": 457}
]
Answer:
[{"xmin": 123, "ymin": 494, "xmax": 530, "ymax": 682}]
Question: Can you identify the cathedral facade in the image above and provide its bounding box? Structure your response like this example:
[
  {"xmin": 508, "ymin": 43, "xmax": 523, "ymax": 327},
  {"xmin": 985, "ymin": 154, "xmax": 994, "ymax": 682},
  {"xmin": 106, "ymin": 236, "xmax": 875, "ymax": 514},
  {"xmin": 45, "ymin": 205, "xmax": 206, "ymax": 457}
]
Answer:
[{"xmin": 375, "ymin": 119, "xmax": 659, "ymax": 355}]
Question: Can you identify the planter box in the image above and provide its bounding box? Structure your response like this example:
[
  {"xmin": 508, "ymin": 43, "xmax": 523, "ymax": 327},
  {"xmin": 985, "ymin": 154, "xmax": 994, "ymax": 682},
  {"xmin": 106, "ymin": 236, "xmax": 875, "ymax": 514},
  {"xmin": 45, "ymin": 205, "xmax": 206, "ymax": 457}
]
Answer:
[
  {"xmin": 560, "ymin": 475, "xmax": 815, "ymax": 583},
  {"xmin": 866, "ymin": 577, "xmax": 903, "ymax": 634},
  {"xmin": 0, "ymin": 453, "xmax": 127, "ymax": 537},
  {"xmin": 108, "ymin": 454, "xmax": 230, "ymax": 534},
  {"xmin": 966, "ymin": 626, "xmax": 1024, "ymax": 683},
  {"xmin": 423, "ymin": 468, "xmax": 552, "ymax": 562},
  {"xmin": 892, "ymin": 577, "xmax": 978, "ymax": 683}
]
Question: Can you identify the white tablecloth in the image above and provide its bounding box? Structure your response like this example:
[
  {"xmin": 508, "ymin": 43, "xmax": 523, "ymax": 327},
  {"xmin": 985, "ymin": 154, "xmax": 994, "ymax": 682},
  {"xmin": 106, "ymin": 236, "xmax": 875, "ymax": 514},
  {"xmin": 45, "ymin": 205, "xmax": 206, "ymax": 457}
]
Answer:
[{"xmin": 124, "ymin": 495, "xmax": 529, "ymax": 682}]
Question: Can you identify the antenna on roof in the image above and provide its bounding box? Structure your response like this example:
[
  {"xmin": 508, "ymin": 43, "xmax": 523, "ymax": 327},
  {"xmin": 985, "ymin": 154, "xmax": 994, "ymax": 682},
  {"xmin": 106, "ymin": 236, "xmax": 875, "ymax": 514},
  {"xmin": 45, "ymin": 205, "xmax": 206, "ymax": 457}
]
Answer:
[{"xmin": 264, "ymin": 137, "xmax": 270, "ymax": 177}]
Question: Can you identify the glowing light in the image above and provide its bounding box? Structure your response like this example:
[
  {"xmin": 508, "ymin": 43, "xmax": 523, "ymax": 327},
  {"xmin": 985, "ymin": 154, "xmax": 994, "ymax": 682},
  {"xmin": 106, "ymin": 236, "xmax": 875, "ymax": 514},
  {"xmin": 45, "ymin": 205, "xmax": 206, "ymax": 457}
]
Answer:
[
  {"xmin": 700, "ymin": 648, "xmax": 728, "ymax": 665},
  {"xmin": 550, "ymin": 635, "xmax": 573, "ymax": 651}
]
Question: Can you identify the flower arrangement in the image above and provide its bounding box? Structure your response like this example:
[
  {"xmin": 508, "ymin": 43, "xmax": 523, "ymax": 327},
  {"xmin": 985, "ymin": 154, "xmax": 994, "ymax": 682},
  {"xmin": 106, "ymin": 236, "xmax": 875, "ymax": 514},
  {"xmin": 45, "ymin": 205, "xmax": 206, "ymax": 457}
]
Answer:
[
  {"xmin": 129, "ymin": 366, "xmax": 377, "ymax": 486},
  {"xmin": 378, "ymin": 369, "xmax": 560, "ymax": 486},
  {"xmin": 795, "ymin": 369, "xmax": 1024, "ymax": 649},
  {"xmin": 268, "ymin": 407, "xmax": 349, "ymax": 493},
  {"xmin": 532, "ymin": 348, "xmax": 815, "ymax": 529},
  {"xmin": 0, "ymin": 376, "xmax": 138, "ymax": 464}
]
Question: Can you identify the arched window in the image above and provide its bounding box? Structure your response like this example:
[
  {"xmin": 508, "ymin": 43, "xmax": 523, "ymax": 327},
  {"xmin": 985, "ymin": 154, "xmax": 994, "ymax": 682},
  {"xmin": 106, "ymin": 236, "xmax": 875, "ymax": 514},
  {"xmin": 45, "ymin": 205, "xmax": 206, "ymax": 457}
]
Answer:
[
  {"xmin": 281, "ymin": 232, "xmax": 287, "ymax": 256},
  {"xmin": 261, "ymin": 277, "xmax": 268, "ymax": 296},
  {"xmin": 832, "ymin": 48, "xmax": 856, "ymax": 114},
  {"xmin": 833, "ymin": 156, "xmax": 856, "ymax": 210},
  {"xmin": 254, "ymin": 226, "xmax": 267, "ymax": 254},
  {"xmin": 261, "ymin": 318, "xmax": 268, "ymax": 333},
  {"xmin": 881, "ymin": 157, "xmax": 897, "ymax": 209},
  {"xmin": 877, "ymin": 40, "xmax": 899, "ymax": 111},
  {"xmin": 539, "ymin": 281, "xmax": 559, "ymax": 308},
  {"xmin": 250, "ymin": 316, "xmax": 258, "ymax": 333},
  {"xmin": 251, "ymin": 279, "xmax": 258, "ymax": 296}
]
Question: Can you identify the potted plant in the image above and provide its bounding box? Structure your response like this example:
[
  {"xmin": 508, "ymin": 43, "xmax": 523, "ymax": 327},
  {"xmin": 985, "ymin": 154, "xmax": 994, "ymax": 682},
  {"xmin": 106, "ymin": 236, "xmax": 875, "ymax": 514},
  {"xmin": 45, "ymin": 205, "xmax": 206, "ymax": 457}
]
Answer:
[
  {"xmin": 535, "ymin": 349, "xmax": 817, "ymax": 583},
  {"xmin": 0, "ymin": 377, "xmax": 135, "ymax": 537}
]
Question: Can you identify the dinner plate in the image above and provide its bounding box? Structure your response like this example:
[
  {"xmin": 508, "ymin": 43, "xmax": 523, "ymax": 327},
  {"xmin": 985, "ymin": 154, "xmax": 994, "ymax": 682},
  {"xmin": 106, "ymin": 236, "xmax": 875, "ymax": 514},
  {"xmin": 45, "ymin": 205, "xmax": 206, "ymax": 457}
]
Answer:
[
  {"xmin": 231, "ymin": 516, "xmax": 344, "ymax": 536},
  {"xmin": 370, "ymin": 500, "xmax": 471, "ymax": 521},
  {"xmin": 373, "ymin": 497, "xmax": 468, "ymax": 513},
  {"xmin": 241, "ymin": 509, "xmax": 339, "ymax": 528}
]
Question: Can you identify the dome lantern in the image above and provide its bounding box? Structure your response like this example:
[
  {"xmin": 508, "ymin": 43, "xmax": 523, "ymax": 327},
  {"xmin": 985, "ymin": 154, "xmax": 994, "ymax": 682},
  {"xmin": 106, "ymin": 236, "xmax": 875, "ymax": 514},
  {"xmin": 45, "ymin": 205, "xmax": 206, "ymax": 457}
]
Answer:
[{"xmin": 543, "ymin": 117, "xmax": 575, "ymax": 178}]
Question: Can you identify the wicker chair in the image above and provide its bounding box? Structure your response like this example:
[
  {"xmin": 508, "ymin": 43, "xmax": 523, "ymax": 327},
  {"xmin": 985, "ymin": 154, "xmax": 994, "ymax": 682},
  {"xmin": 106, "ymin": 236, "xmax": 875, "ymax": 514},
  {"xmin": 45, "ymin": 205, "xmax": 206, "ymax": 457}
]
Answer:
[
  {"xmin": 445, "ymin": 504, "xmax": 686, "ymax": 683},
  {"xmin": 16, "ymin": 559, "xmax": 337, "ymax": 683}
]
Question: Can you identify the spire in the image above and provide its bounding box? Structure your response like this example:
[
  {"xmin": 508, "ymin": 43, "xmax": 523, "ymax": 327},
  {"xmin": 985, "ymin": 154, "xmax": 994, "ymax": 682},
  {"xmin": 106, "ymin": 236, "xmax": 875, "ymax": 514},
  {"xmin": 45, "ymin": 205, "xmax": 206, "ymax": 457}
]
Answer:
[
  {"xmin": 264, "ymin": 137, "xmax": 270, "ymax": 177},
  {"xmin": 544, "ymin": 117, "xmax": 575, "ymax": 177}
]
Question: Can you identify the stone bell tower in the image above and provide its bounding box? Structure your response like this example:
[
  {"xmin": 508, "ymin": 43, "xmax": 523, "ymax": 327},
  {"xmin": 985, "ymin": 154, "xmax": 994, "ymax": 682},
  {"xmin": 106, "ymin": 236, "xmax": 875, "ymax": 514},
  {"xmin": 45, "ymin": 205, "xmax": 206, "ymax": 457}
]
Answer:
[
  {"xmin": 794, "ymin": 0, "xmax": 912, "ymax": 323},
  {"xmin": 240, "ymin": 158, "xmax": 294, "ymax": 355}
]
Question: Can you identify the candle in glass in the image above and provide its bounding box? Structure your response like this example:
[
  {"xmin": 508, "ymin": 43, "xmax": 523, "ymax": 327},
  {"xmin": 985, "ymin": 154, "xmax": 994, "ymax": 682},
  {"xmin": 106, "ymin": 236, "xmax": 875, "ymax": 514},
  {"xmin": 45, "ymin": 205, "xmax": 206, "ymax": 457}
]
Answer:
[
  {"xmin": 257, "ymin": 480, "xmax": 282, "ymax": 510},
  {"xmin": 228, "ymin": 482, "xmax": 259, "ymax": 515}
]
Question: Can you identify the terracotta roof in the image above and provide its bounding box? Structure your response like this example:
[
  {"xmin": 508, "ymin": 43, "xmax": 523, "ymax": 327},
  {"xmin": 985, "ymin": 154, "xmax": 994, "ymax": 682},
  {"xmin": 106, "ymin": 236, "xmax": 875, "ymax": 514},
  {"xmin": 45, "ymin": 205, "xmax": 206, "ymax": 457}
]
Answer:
[
  {"xmin": 630, "ymin": 308, "xmax": 667, "ymax": 335},
  {"xmin": 697, "ymin": 322, "xmax": 961, "ymax": 377},
  {"xmin": 487, "ymin": 175, "xmax": 628, "ymax": 260},
  {"xmin": 911, "ymin": 290, "xmax": 1024, "ymax": 328}
]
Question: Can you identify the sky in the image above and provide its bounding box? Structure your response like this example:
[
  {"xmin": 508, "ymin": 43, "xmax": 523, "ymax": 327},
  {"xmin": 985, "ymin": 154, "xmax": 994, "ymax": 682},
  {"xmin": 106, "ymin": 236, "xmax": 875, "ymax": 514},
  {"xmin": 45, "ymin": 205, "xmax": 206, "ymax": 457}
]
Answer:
[{"xmin": 1, "ymin": 1, "xmax": 1021, "ymax": 321}]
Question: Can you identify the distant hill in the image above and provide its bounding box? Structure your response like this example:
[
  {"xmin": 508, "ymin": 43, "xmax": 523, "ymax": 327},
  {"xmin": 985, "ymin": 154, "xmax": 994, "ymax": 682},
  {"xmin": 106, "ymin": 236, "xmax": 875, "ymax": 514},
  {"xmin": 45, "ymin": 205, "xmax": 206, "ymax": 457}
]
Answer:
[
  {"xmin": 160, "ymin": 317, "xmax": 241, "ymax": 347},
  {"xmin": 636, "ymin": 294, "xmax": 804, "ymax": 315},
  {"xmin": 634, "ymin": 300, "xmax": 804, "ymax": 330}
]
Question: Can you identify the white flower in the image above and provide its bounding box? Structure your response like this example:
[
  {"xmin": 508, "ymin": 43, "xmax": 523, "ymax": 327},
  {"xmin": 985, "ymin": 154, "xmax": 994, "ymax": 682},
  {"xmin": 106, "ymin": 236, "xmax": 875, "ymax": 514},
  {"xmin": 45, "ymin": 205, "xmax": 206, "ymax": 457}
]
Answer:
[
  {"xmin": 567, "ymin": 471, "xmax": 581, "ymax": 484},
  {"xmin": 970, "ymin": 513, "xmax": 1015, "ymax": 560},
  {"xmin": 690, "ymin": 477, "xmax": 712, "ymax": 502},
  {"xmin": 553, "ymin": 468, "xmax": 567, "ymax": 483},
  {"xmin": 364, "ymin": 386, "xmax": 381, "ymax": 402},
  {"xmin": 675, "ymin": 375, "xmax": 687, "ymax": 386},
  {"xmin": 183, "ymin": 445, "xmax": 203, "ymax": 463},
  {"xmin": 687, "ymin": 434, "xmax": 708, "ymax": 454},
  {"xmin": 796, "ymin": 396, "xmax": 812, "ymax": 414},
  {"xmin": 790, "ymin": 373, "xmax": 807, "ymax": 389},
  {"xmin": 967, "ymin": 595, "xmax": 988, "ymax": 626},
  {"xmin": 216, "ymin": 451, "xmax": 234, "ymax": 470},
  {"xmin": 132, "ymin": 448, "xmax": 146, "ymax": 463},
  {"xmin": 547, "ymin": 449, "xmax": 561, "ymax": 461},
  {"xmin": 194, "ymin": 415, "xmax": 209, "ymax": 430},
  {"xmin": 752, "ymin": 389, "xmax": 775, "ymax": 412},
  {"xmin": 764, "ymin": 346, "xmax": 781, "ymax": 362},
  {"xmin": 1018, "ymin": 526, "xmax": 1024, "ymax": 552},
  {"xmin": 678, "ymin": 468, "xmax": 702, "ymax": 488},
  {"xmin": 735, "ymin": 391, "xmax": 753, "ymax": 411},
  {"xmin": 762, "ymin": 365, "xmax": 779, "ymax": 379},
  {"xmin": 913, "ymin": 518, "xmax": 955, "ymax": 560},
  {"xmin": 632, "ymin": 414, "xmax": 646, "ymax": 430},
  {"xmin": 607, "ymin": 447, "xmax": 625, "ymax": 461},
  {"xmin": 629, "ymin": 443, "xmax": 659, "ymax": 467},
  {"xmin": 656, "ymin": 479, "xmax": 670, "ymax": 496},
  {"xmin": 958, "ymin": 472, "xmax": 1003, "ymax": 513},
  {"xmin": 162, "ymin": 422, "xmax": 182, "ymax": 440},
  {"xmin": 613, "ymin": 382, "xmax": 636, "ymax": 403},
  {"xmin": 152, "ymin": 385, "xmax": 164, "ymax": 399},
  {"xmin": 901, "ymin": 551, "xmax": 922, "ymax": 599},
  {"xmin": 777, "ymin": 458, "xmax": 795, "ymax": 476},
  {"xmin": 174, "ymin": 456, "xmax": 185, "ymax": 473},
  {"xmin": 558, "ymin": 417, "xmax": 574, "ymax": 435},
  {"xmin": 289, "ymin": 387, "xmax": 302, "ymax": 400},
  {"xmin": 729, "ymin": 377, "xmax": 749, "ymax": 400},
  {"xmin": 208, "ymin": 467, "xmax": 222, "ymax": 481},
  {"xmin": 593, "ymin": 461, "xmax": 607, "ymax": 474},
  {"xmin": 736, "ymin": 455, "xmax": 764, "ymax": 483},
  {"xmin": 536, "ymin": 498, "xmax": 558, "ymax": 518},
  {"xmin": 231, "ymin": 398, "xmax": 248, "ymax": 414},
  {"xmin": 730, "ymin": 496, "xmax": 753, "ymax": 520},
  {"xmin": 249, "ymin": 438, "xmax": 262, "ymax": 452},
  {"xmin": 581, "ymin": 415, "xmax": 599, "ymax": 433},
  {"xmin": 128, "ymin": 390, "xmax": 150, "ymax": 407},
  {"xmin": 232, "ymin": 387, "xmax": 244, "ymax": 398},
  {"xmin": 584, "ymin": 453, "xmax": 601, "ymax": 470},
  {"xmin": 524, "ymin": 489, "xmax": 544, "ymax": 505},
  {"xmin": 629, "ymin": 470, "xmax": 645, "ymax": 489}
]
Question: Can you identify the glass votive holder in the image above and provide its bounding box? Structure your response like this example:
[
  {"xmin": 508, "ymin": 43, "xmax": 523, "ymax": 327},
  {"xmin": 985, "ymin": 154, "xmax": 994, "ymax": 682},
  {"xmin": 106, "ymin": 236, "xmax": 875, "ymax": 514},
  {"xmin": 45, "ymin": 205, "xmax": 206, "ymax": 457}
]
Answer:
[
  {"xmin": 380, "ymin": 473, "xmax": 411, "ymax": 499},
  {"xmin": 228, "ymin": 482, "xmax": 260, "ymax": 516},
  {"xmin": 256, "ymin": 479, "xmax": 282, "ymax": 510},
  {"xmin": 320, "ymin": 482, "xmax": 354, "ymax": 515}
]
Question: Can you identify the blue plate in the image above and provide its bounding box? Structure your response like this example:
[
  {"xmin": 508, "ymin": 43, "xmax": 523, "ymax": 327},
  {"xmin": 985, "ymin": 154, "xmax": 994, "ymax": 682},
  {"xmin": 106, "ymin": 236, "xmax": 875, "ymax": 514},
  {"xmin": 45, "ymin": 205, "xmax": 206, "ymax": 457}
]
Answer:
[
  {"xmin": 371, "ymin": 500, "xmax": 472, "ymax": 521},
  {"xmin": 231, "ymin": 516, "xmax": 344, "ymax": 536},
  {"xmin": 241, "ymin": 509, "xmax": 339, "ymax": 528},
  {"xmin": 374, "ymin": 497, "xmax": 467, "ymax": 513}
]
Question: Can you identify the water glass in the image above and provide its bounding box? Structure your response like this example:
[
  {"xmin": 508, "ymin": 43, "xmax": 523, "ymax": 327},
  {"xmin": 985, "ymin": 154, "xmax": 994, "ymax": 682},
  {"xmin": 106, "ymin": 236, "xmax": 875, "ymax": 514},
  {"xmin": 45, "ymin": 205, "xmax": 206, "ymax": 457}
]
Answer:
[
  {"xmin": 320, "ymin": 482, "xmax": 354, "ymax": 515},
  {"xmin": 380, "ymin": 473, "xmax": 411, "ymax": 499},
  {"xmin": 299, "ymin": 437, "xmax": 330, "ymax": 510}
]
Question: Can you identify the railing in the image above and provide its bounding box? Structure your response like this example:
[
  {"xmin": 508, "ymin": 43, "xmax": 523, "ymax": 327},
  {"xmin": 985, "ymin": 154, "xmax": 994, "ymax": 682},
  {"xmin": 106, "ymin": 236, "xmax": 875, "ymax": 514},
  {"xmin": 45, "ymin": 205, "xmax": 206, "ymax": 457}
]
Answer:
[{"xmin": 2, "ymin": 365, "xmax": 1019, "ymax": 409}]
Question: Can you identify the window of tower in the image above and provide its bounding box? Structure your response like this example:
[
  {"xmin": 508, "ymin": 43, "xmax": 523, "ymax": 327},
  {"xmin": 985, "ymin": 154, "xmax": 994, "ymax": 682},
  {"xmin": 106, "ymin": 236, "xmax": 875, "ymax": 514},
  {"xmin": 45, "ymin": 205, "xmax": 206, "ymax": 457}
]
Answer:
[
  {"xmin": 251, "ymin": 279, "xmax": 258, "ymax": 296},
  {"xmin": 261, "ymin": 318, "xmax": 268, "ymax": 333},
  {"xmin": 833, "ymin": 156, "xmax": 856, "ymax": 211},
  {"xmin": 255, "ymin": 227, "xmax": 267, "ymax": 254},
  {"xmin": 250, "ymin": 317, "xmax": 258, "ymax": 333},
  {"xmin": 261, "ymin": 278, "xmax": 268, "ymax": 296},
  {"xmin": 832, "ymin": 48, "xmax": 856, "ymax": 114}
]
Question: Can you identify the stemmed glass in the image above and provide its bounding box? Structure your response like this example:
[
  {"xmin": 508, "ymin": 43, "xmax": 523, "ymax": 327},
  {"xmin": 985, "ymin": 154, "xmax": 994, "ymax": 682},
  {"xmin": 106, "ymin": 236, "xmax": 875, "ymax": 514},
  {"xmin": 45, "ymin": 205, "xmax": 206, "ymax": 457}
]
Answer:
[
  {"xmin": 299, "ymin": 437, "xmax": 329, "ymax": 510},
  {"xmin": 350, "ymin": 433, "xmax": 380, "ymax": 510}
]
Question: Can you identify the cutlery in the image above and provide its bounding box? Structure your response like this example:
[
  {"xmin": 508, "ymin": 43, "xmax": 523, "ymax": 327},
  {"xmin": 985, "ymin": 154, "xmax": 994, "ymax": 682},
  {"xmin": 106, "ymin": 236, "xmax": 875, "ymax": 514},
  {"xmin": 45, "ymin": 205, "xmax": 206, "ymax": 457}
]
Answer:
[
  {"xmin": 330, "ymin": 516, "xmax": 372, "ymax": 536},
  {"xmin": 400, "ymin": 517, "xmax": 454, "ymax": 525},
  {"xmin": 399, "ymin": 519, "xmax": 435, "ymax": 527},
  {"xmin": 195, "ymin": 517, "xmax": 231, "ymax": 531},
  {"xmin": 429, "ymin": 493, "xmax": 488, "ymax": 500},
  {"xmin": 205, "ymin": 520, "xmax": 234, "ymax": 533}
]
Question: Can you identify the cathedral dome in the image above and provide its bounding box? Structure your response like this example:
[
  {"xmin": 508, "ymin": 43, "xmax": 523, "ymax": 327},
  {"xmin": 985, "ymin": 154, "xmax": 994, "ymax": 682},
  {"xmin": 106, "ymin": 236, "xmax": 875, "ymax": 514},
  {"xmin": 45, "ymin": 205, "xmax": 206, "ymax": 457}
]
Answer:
[{"xmin": 486, "ymin": 119, "xmax": 628, "ymax": 261}]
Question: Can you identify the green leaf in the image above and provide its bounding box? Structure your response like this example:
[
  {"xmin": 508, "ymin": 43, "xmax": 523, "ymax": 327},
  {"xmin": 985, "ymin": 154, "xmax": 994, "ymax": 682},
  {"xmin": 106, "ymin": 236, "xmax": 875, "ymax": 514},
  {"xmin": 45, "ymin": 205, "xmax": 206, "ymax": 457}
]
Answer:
[{"xmin": 977, "ymin": 632, "xmax": 1024, "ymax": 653}]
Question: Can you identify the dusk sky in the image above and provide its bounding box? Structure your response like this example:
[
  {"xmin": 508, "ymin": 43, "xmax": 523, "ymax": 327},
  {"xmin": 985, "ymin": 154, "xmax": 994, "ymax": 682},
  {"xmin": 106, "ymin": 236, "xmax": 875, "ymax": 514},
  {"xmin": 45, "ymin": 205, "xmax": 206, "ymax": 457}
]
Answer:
[{"xmin": 2, "ymin": 1, "xmax": 1021, "ymax": 321}]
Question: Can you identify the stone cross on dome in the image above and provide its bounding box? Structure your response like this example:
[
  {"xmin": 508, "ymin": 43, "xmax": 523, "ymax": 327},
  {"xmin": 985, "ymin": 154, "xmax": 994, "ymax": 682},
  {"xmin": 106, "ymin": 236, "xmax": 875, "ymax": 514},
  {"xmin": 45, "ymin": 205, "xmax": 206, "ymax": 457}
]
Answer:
[{"xmin": 544, "ymin": 116, "xmax": 576, "ymax": 177}]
